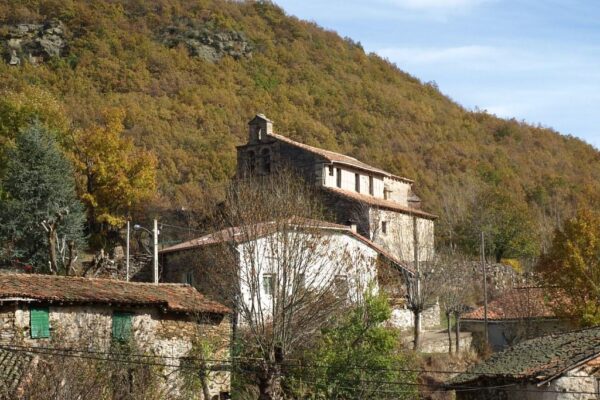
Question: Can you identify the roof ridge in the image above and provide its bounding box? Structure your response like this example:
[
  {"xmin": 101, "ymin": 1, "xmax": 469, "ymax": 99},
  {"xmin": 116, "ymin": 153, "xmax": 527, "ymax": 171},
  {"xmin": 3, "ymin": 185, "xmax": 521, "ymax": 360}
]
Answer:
[{"xmin": 0, "ymin": 272, "xmax": 191, "ymax": 287}]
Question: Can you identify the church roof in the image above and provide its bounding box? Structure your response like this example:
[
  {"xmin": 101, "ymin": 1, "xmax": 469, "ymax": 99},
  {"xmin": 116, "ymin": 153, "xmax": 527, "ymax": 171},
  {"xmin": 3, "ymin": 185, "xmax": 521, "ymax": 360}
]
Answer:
[{"xmin": 267, "ymin": 133, "xmax": 414, "ymax": 183}]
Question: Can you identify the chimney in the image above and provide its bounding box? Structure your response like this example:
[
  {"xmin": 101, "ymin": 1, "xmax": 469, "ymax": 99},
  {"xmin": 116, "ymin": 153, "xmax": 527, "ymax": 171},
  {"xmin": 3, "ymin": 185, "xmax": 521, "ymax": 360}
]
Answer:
[{"xmin": 248, "ymin": 113, "xmax": 273, "ymax": 143}]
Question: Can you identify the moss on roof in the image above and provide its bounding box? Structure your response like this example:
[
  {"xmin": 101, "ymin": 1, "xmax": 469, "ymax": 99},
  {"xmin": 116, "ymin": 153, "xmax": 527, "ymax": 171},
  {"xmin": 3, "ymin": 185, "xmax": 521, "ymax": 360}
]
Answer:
[{"xmin": 450, "ymin": 327, "xmax": 600, "ymax": 386}]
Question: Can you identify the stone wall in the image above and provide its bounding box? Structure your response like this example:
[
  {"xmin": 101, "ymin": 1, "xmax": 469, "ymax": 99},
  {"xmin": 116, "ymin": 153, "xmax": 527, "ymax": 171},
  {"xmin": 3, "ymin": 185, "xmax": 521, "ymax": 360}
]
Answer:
[
  {"xmin": 1, "ymin": 20, "xmax": 67, "ymax": 65},
  {"xmin": 0, "ymin": 303, "xmax": 231, "ymax": 399},
  {"xmin": 389, "ymin": 302, "xmax": 441, "ymax": 330}
]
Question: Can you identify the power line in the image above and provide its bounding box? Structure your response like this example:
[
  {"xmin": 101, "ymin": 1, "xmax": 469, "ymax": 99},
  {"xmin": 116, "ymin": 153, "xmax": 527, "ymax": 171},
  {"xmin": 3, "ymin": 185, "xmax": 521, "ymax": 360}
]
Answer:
[{"xmin": 1, "ymin": 343, "xmax": 599, "ymax": 395}]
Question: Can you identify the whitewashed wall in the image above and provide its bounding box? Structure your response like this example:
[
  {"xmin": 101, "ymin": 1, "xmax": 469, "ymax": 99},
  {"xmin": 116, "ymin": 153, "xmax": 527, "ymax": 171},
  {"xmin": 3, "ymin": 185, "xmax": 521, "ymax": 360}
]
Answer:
[
  {"xmin": 236, "ymin": 230, "xmax": 380, "ymax": 320},
  {"xmin": 322, "ymin": 165, "xmax": 385, "ymax": 198},
  {"xmin": 369, "ymin": 209, "xmax": 435, "ymax": 262}
]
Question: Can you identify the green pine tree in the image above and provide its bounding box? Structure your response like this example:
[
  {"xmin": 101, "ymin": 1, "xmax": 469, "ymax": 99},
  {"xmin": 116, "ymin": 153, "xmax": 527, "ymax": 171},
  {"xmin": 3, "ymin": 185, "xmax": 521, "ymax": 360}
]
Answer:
[{"xmin": 0, "ymin": 123, "xmax": 85, "ymax": 274}]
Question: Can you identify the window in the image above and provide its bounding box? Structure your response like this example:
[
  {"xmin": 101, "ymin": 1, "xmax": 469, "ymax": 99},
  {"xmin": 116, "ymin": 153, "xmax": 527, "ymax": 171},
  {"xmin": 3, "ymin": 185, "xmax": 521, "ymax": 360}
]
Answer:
[
  {"xmin": 261, "ymin": 148, "xmax": 271, "ymax": 173},
  {"xmin": 262, "ymin": 274, "xmax": 275, "ymax": 296},
  {"xmin": 112, "ymin": 312, "xmax": 133, "ymax": 342},
  {"xmin": 30, "ymin": 306, "xmax": 50, "ymax": 339},
  {"xmin": 296, "ymin": 273, "xmax": 306, "ymax": 291},
  {"xmin": 381, "ymin": 221, "xmax": 388, "ymax": 234},
  {"xmin": 185, "ymin": 270, "xmax": 194, "ymax": 285},
  {"xmin": 247, "ymin": 151, "xmax": 256, "ymax": 174},
  {"xmin": 336, "ymin": 168, "xmax": 342, "ymax": 188},
  {"xmin": 333, "ymin": 275, "xmax": 349, "ymax": 298},
  {"xmin": 369, "ymin": 176, "xmax": 374, "ymax": 195},
  {"xmin": 355, "ymin": 173, "xmax": 360, "ymax": 192},
  {"xmin": 328, "ymin": 165, "xmax": 334, "ymax": 176}
]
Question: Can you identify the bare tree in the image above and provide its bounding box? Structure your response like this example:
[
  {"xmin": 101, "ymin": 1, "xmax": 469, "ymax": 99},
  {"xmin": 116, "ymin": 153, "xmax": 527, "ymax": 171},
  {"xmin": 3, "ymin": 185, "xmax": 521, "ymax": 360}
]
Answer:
[
  {"xmin": 208, "ymin": 170, "xmax": 367, "ymax": 400},
  {"xmin": 436, "ymin": 250, "xmax": 474, "ymax": 354}
]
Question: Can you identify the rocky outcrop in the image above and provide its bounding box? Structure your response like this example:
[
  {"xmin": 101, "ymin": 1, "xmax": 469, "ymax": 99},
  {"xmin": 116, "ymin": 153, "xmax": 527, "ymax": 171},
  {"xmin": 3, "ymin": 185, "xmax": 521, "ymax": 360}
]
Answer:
[
  {"xmin": 0, "ymin": 19, "xmax": 67, "ymax": 65},
  {"xmin": 159, "ymin": 21, "xmax": 252, "ymax": 62}
]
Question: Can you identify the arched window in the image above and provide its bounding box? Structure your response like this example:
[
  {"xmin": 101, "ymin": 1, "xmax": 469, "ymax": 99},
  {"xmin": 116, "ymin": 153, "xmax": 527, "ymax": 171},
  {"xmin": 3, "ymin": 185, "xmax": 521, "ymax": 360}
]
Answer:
[
  {"xmin": 261, "ymin": 148, "xmax": 271, "ymax": 173},
  {"xmin": 247, "ymin": 151, "xmax": 256, "ymax": 174}
]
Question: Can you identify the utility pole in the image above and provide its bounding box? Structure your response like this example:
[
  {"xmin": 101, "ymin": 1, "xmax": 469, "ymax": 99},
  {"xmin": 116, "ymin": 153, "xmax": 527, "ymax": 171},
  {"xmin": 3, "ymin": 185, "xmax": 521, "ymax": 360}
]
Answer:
[
  {"xmin": 126, "ymin": 220, "xmax": 130, "ymax": 282},
  {"xmin": 412, "ymin": 215, "xmax": 421, "ymax": 350},
  {"xmin": 481, "ymin": 231, "xmax": 489, "ymax": 349},
  {"xmin": 153, "ymin": 219, "xmax": 159, "ymax": 285}
]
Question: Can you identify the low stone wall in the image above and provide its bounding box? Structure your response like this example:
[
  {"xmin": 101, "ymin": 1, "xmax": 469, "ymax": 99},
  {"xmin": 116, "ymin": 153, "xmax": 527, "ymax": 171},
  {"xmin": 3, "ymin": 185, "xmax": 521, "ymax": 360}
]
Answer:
[
  {"xmin": 1, "ymin": 303, "xmax": 231, "ymax": 399},
  {"xmin": 389, "ymin": 302, "xmax": 441, "ymax": 330}
]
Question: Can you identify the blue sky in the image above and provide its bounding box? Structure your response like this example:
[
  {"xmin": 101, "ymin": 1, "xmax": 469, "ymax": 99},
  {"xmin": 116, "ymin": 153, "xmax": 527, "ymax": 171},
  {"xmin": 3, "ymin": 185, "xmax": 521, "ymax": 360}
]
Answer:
[{"xmin": 274, "ymin": 0, "xmax": 600, "ymax": 149}]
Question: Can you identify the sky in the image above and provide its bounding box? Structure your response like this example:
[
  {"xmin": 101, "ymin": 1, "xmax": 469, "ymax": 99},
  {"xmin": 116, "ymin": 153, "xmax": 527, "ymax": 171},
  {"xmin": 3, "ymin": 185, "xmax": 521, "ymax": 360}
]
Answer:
[{"xmin": 274, "ymin": 0, "xmax": 600, "ymax": 149}]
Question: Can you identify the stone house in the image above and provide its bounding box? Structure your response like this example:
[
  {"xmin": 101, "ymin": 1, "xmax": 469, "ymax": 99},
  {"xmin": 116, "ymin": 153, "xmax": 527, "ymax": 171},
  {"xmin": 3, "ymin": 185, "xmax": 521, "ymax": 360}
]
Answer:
[
  {"xmin": 448, "ymin": 327, "xmax": 600, "ymax": 400},
  {"xmin": 160, "ymin": 217, "xmax": 439, "ymax": 331},
  {"xmin": 461, "ymin": 287, "xmax": 573, "ymax": 352},
  {"xmin": 0, "ymin": 273, "xmax": 231, "ymax": 399},
  {"xmin": 236, "ymin": 114, "xmax": 437, "ymax": 263}
]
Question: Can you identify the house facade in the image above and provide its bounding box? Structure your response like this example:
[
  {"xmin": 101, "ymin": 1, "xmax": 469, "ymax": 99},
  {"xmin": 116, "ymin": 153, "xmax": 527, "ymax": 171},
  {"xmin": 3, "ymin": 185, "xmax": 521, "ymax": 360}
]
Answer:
[
  {"xmin": 0, "ymin": 273, "xmax": 231, "ymax": 399},
  {"xmin": 461, "ymin": 287, "xmax": 573, "ymax": 352},
  {"xmin": 448, "ymin": 327, "xmax": 600, "ymax": 400},
  {"xmin": 235, "ymin": 114, "xmax": 436, "ymax": 263},
  {"xmin": 161, "ymin": 218, "xmax": 439, "ymax": 331}
]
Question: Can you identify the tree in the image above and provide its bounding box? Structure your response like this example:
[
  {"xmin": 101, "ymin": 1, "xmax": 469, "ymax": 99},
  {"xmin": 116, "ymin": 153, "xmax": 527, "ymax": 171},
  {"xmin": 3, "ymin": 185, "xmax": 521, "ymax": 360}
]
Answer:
[
  {"xmin": 71, "ymin": 108, "xmax": 157, "ymax": 236},
  {"xmin": 436, "ymin": 250, "xmax": 473, "ymax": 354},
  {"xmin": 0, "ymin": 124, "xmax": 85, "ymax": 274},
  {"xmin": 459, "ymin": 187, "xmax": 539, "ymax": 262},
  {"xmin": 211, "ymin": 170, "xmax": 360, "ymax": 400},
  {"xmin": 295, "ymin": 291, "xmax": 417, "ymax": 399},
  {"xmin": 536, "ymin": 209, "xmax": 600, "ymax": 326}
]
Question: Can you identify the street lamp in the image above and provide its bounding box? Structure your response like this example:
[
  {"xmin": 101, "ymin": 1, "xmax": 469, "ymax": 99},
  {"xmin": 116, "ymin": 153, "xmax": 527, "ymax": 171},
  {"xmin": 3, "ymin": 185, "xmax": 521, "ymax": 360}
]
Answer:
[{"xmin": 134, "ymin": 220, "xmax": 160, "ymax": 285}]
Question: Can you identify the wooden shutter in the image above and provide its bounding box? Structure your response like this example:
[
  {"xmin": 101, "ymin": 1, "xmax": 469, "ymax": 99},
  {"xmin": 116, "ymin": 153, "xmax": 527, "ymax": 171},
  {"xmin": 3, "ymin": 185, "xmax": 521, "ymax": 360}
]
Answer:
[
  {"xmin": 112, "ymin": 312, "xmax": 133, "ymax": 341},
  {"xmin": 30, "ymin": 307, "xmax": 50, "ymax": 339}
]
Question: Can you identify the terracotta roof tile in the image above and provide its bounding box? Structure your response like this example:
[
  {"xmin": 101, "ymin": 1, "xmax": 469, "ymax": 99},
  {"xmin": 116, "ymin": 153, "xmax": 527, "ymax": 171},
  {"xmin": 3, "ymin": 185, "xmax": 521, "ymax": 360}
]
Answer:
[
  {"xmin": 160, "ymin": 218, "xmax": 414, "ymax": 274},
  {"xmin": 463, "ymin": 287, "xmax": 557, "ymax": 321},
  {"xmin": 322, "ymin": 186, "xmax": 437, "ymax": 219},
  {"xmin": 0, "ymin": 274, "xmax": 229, "ymax": 314},
  {"xmin": 268, "ymin": 133, "xmax": 414, "ymax": 182}
]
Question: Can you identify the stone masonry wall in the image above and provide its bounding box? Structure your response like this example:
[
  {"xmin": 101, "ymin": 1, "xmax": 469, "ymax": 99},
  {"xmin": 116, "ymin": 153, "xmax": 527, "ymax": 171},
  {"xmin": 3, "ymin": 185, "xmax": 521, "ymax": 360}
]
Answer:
[{"xmin": 1, "ymin": 303, "xmax": 231, "ymax": 399}]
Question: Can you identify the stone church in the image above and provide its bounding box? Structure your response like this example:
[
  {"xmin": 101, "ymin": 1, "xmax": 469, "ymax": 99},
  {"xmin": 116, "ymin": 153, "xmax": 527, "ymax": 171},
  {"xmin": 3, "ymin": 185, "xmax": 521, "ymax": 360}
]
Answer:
[{"xmin": 236, "ymin": 114, "xmax": 436, "ymax": 263}]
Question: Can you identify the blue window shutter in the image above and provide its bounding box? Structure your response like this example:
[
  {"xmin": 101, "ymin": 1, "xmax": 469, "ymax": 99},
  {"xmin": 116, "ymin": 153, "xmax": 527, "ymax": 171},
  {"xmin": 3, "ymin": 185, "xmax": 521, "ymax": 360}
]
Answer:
[
  {"xmin": 30, "ymin": 307, "xmax": 50, "ymax": 339},
  {"xmin": 112, "ymin": 312, "xmax": 133, "ymax": 341}
]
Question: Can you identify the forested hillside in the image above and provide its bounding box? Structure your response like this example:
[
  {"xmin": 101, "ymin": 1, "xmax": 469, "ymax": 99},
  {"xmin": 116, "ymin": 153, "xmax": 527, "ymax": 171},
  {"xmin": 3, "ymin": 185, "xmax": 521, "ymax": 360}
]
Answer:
[{"xmin": 1, "ymin": 0, "xmax": 599, "ymax": 258}]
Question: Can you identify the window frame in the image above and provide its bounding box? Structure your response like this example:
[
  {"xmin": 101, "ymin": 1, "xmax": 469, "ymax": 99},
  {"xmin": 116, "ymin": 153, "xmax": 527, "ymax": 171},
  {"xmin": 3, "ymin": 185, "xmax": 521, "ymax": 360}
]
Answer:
[
  {"xmin": 369, "ymin": 176, "xmax": 374, "ymax": 195},
  {"xmin": 328, "ymin": 165, "xmax": 334, "ymax": 176},
  {"xmin": 112, "ymin": 312, "xmax": 133, "ymax": 342},
  {"xmin": 30, "ymin": 306, "xmax": 50, "ymax": 339},
  {"xmin": 355, "ymin": 173, "xmax": 360, "ymax": 193},
  {"xmin": 262, "ymin": 273, "xmax": 276, "ymax": 296},
  {"xmin": 336, "ymin": 168, "xmax": 342, "ymax": 188}
]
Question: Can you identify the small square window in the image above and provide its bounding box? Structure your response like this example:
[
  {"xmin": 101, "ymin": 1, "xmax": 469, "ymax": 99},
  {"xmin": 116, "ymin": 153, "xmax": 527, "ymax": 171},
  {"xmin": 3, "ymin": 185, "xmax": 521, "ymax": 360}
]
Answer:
[
  {"xmin": 30, "ymin": 306, "xmax": 50, "ymax": 339},
  {"xmin": 263, "ymin": 274, "xmax": 275, "ymax": 296},
  {"xmin": 112, "ymin": 312, "xmax": 133, "ymax": 342},
  {"xmin": 382, "ymin": 221, "xmax": 388, "ymax": 234},
  {"xmin": 185, "ymin": 270, "xmax": 194, "ymax": 285}
]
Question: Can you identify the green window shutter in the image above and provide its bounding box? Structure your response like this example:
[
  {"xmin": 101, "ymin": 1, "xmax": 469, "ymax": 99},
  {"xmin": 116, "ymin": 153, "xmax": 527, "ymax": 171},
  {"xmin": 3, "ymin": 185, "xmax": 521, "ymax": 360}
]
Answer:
[
  {"xmin": 30, "ymin": 307, "xmax": 50, "ymax": 339},
  {"xmin": 112, "ymin": 312, "xmax": 133, "ymax": 341}
]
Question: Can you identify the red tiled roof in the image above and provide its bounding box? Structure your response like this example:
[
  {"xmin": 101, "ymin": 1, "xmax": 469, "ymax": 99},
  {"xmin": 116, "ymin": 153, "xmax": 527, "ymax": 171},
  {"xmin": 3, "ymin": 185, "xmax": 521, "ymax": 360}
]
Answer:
[
  {"xmin": 160, "ymin": 217, "xmax": 348, "ymax": 254},
  {"xmin": 160, "ymin": 218, "xmax": 414, "ymax": 274},
  {"xmin": 268, "ymin": 133, "xmax": 414, "ymax": 182},
  {"xmin": 463, "ymin": 287, "xmax": 556, "ymax": 321},
  {"xmin": 322, "ymin": 186, "xmax": 437, "ymax": 220},
  {"xmin": 0, "ymin": 273, "xmax": 230, "ymax": 314}
]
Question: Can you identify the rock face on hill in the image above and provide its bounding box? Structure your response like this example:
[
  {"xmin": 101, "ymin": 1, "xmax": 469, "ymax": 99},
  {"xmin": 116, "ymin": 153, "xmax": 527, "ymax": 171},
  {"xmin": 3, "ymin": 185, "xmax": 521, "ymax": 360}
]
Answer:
[
  {"xmin": 0, "ymin": 19, "xmax": 67, "ymax": 65},
  {"xmin": 159, "ymin": 20, "xmax": 252, "ymax": 62}
]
